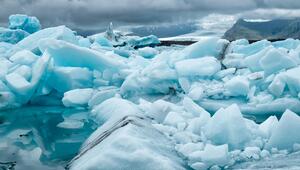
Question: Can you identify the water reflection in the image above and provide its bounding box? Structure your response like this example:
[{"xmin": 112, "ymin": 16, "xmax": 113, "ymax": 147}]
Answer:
[{"xmin": 0, "ymin": 106, "xmax": 98, "ymax": 170}]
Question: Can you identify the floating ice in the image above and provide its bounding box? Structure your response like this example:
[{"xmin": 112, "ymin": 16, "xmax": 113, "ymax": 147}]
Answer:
[
  {"xmin": 225, "ymin": 76, "xmax": 250, "ymax": 97},
  {"xmin": 240, "ymin": 146, "xmax": 261, "ymax": 160},
  {"xmin": 15, "ymin": 26, "xmax": 78, "ymax": 52},
  {"xmin": 183, "ymin": 97, "xmax": 210, "ymax": 118},
  {"xmin": 259, "ymin": 48, "xmax": 297, "ymax": 75},
  {"xmin": 232, "ymin": 40, "xmax": 271, "ymax": 56},
  {"xmin": 78, "ymin": 37, "xmax": 91, "ymax": 48},
  {"xmin": 283, "ymin": 66, "xmax": 300, "ymax": 96},
  {"xmin": 62, "ymin": 88, "xmax": 94, "ymax": 107},
  {"xmin": 9, "ymin": 50, "xmax": 38, "ymax": 65},
  {"xmin": 259, "ymin": 116, "xmax": 278, "ymax": 138},
  {"xmin": 0, "ymin": 27, "xmax": 29, "ymax": 44},
  {"xmin": 180, "ymin": 38, "xmax": 229, "ymax": 59},
  {"xmin": 163, "ymin": 111, "xmax": 186, "ymax": 127},
  {"xmin": 91, "ymin": 97, "xmax": 141, "ymax": 123},
  {"xmin": 138, "ymin": 47, "xmax": 158, "ymax": 58},
  {"xmin": 244, "ymin": 46, "xmax": 270, "ymax": 72},
  {"xmin": 48, "ymin": 67, "xmax": 93, "ymax": 93},
  {"xmin": 69, "ymin": 116, "xmax": 187, "ymax": 170},
  {"xmin": 127, "ymin": 35, "xmax": 160, "ymax": 48},
  {"xmin": 88, "ymin": 86, "xmax": 118, "ymax": 107},
  {"xmin": 266, "ymin": 110, "xmax": 300, "ymax": 150},
  {"xmin": 0, "ymin": 42, "xmax": 13, "ymax": 54},
  {"xmin": 175, "ymin": 57, "xmax": 221, "ymax": 77},
  {"xmin": 272, "ymin": 38, "xmax": 300, "ymax": 50},
  {"xmin": 0, "ymin": 14, "xmax": 41, "ymax": 44},
  {"xmin": 5, "ymin": 72, "xmax": 31, "ymax": 96},
  {"xmin": 268, "ymin": 74, "xmax": 285, "ymax": 97},
  {"xmin": 9, "ymin": 14, "xmax": 41, "ymax": 34},
  {"xmin": 41, "ymin": 39, "xmax": 127, "ymax": 72},
  {"xmin": 222, "ymin": 53, "xmax": 245, "ymax": 68},
  {"xmin": 188, "ymin": 144, "xmax": 229, "ymax": 168},
  {"xmin": 187, "ymin": 86, "xmax": 204, "ymax": 101},
  {"xmin": 176, "ymin": 142, "xmax": 204, "ymax": 158},
  {"xmin": 94, "ymin": 36, "xmax": 113, "ymax": 47},
  {"xmin": 204, "ymin": 104, "xmax": 252, "ymax": 150},
  {"xmin": 4, "ymin": 54, "xmax": 50, "ymax": 104},
  {"xmin": 57, "ymin": 119, "xmax": 85, "ymax": 129}
]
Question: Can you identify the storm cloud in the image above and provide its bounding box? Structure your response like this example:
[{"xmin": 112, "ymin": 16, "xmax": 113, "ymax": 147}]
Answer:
[{"xmin": 0, "ymin": 0, "xmax": 300, "ymax": 33}]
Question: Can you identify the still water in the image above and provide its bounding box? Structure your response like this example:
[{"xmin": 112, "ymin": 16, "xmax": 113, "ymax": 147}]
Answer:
[{"xmin": 0, "ymin": 106, "xmax": 98, "ymax": 170}]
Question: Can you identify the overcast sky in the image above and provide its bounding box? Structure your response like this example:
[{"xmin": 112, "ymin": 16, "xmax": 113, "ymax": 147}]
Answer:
[{"xmin": 1, "ymin": 0, "xmax": 300, "ymax": 34}]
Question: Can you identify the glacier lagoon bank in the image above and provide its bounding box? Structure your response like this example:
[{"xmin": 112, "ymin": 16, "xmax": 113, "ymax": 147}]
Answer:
[{"xmin": 1, "ymin": 14, "xmax": 300, "ymax": 169}]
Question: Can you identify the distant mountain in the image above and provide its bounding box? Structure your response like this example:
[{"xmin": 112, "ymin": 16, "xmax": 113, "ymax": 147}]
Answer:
[{"xmin": 223, "ymin": 18, "xmax": 300, "ymax": 41}]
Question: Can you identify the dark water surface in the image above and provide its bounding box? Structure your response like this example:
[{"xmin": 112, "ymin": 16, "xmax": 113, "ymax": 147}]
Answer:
[{"xmin": 0, "ymin": 106, "xmax": 98, "ymax": 170}]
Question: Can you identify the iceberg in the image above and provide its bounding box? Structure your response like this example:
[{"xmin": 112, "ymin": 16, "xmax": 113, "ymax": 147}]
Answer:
[
  {"xmin": 9, "ymin": 14, "xmax": 41, "ymax": 34},
  {"xmin": 176, "ymin": 143, "xmax": 204, "ymax": 160},
  {"xmin": 15, "ymin": 26, "xmax": 78, "ymax": 53},
  {"xmin": 0, "ymin": 27, "xmax": 29, "ymax": 44},
  {"xmin": 188, "ymin": 144, "xmax": 229, "ymax": 168},
  {"xmin": 222, "ymin": 53, "xmax": 246, "ymax": 69},
  {"xmin": 175, "ymin": 57, "xmax": 221, "ymax": 77},
  {"xmin": 268, "ymin": 74, "xmax": 286, "ymax": 97},
  {"xmin": 267, "ymin": 66, "xmax": 300, "ymax": 97},
  {"xmin": 272, "ymin": 38, "xmax": 300, "ymax": 50},
  {"xmin": 94, "ymin": 36, "xmax": 113, "ymax": 47},
  {"xmin": 78, "ymin": 37, "xmax": 91, "ymax": 48},
  {"xmin": 68, "ymin": 116, "xmax": 187, "ymax": 170},
  {"xmin": 9, "ymin": 50, "xmax": 38, "ymax": 66},
  {"xmin": 91, "ymin": 97, "xmax": 141, "ymax": 123},
  {"xmin": 144, "ymin": 99, "xmax": 182, "ymax": 123},
  {"xmin": 283, "ymin": 66, "xmax": 300, "ymax": 96},
  {"xmin": 5, "ymin": 73, "xmax": 31, "ymax": 96},
  {"xmin": 127, "ymin": 35, "xmax": 160, "ymax": 48},
  {"xmin": 4, "ymin": 54, "xmax": 50, "ymax": 104},
  {"xmin": 47, "ymin": 67, "xmax": 93, "ymax": 93},
  {"xmin": 266, "ymin": 110, "xmax": 300, "ymax": 150},
  {"xmin": 88, "ymin": 86, "xmax": 118, "ymax": 107},
  {"xmin": 41, "ymin": 39, "xmax": 127, "ymax": 72},
  {"xmin": 0, "ymin": 41, "xmax": 13, "ymax": 51},
  {"xmin": 138, "ymin": 47, "xmax": 158, "ymax": 58},
  {"xmin": 180, "ymin": 38, "xmax": 229, "ymax": 59},
  {"xmin": 244, "ymin": 46, "xmax": 271, "ymax": 72},
  {"xmin": 224, "ymin": 76, "xmax": 250, "ymax": 97},
  {"xmin": 259, "ymin": 116, "xmax": 278, "ymax": 138},
  {"xmin": 204, "ymin": 104, "xmax": 252, "ymax": 150},
  {"xmin": 62, "ymin": 88, "xmax": 94, "ymax": 107},
  {"xmin": 163, "ymin": 111, "xmax": 186, "ymax": 127},
  {"xmin": 259, "ymin": 48, "xmax": 297, "ymax": 75},
  {"xmin": 232, "ymin": 40, "xmax": 271, "ymax": 56}
]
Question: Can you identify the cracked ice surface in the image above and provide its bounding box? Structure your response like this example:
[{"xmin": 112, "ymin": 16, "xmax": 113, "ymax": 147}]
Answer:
[{"xmin": 1, "ymin": 14, "xmax": 300, "ymax": 169}]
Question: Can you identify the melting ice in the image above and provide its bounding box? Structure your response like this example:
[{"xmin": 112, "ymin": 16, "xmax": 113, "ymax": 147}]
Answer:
[{"xmin": 0, "ymin": 14, "xmax": 300, "ymax": 170}]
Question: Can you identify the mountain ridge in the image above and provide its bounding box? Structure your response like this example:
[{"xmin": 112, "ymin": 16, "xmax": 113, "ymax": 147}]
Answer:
[{"xmin": 223, "ymin": 18, "xmax": 300, "ymax": 41}]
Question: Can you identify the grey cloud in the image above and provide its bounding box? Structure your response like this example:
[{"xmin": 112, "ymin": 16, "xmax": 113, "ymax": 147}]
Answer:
[
  {"xmin": 238, "ymin": 8, "xmax": 300, "ymax": 20},
  {"xmin": 0, "ymin": 0, "xmax": 300, "ymax": 34},
  {"xmin": 262, "ymin": 0, "xmax": 300, "ymax": 8}
]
